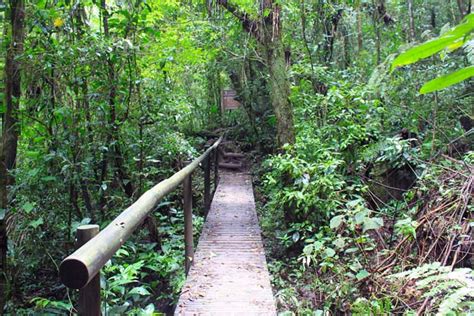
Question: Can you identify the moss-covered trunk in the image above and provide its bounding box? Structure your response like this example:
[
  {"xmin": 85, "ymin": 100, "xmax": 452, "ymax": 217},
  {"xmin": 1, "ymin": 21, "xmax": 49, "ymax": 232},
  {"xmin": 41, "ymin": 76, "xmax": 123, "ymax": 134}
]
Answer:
[
  {"xmin": 265, "ymin": 40, "xmax": 295, "ymax": 146},
  {"xmin": 217, "ymin": 0, "xmax": 295, "ymax": 147}
]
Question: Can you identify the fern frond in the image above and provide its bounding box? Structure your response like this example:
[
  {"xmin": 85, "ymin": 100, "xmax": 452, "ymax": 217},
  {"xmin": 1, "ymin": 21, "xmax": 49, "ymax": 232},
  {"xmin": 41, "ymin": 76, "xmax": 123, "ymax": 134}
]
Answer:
[{"xmin": 389, "ymin": 263, "xmax": 474, "ymax": 315}]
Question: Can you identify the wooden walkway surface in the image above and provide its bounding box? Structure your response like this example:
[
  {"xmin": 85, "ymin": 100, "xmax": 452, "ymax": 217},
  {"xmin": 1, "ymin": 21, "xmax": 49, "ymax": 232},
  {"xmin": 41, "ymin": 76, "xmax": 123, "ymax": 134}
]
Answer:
[{"xmin": 175, "ymin": 171, "xmax": 276, "ymax": 315}]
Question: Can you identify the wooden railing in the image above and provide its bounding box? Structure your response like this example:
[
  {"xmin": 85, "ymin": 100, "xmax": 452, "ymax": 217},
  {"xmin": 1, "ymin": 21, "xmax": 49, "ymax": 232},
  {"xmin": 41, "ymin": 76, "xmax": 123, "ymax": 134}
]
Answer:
[{"xmin": 59, "ymin": 136, "xmax": 223, "ymax": 315}]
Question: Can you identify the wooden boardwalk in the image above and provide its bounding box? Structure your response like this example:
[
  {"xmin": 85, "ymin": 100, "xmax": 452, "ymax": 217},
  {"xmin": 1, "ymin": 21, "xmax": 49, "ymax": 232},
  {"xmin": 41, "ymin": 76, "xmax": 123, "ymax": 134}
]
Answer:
[{"xmin": 175, "ymin": 171, "xmax": 276, "ymax": 315}]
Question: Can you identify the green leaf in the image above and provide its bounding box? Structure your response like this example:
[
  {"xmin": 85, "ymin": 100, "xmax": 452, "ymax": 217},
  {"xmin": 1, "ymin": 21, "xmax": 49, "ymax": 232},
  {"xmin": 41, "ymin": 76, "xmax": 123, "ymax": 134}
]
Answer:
[
  {"xmin": 142, "ymin": 304, "xmax": 156, "ymax": 316},
  {"xmin": 420, "ymin": 66, "xmax": 474, "ymax": 94},
  {"xmin": 0, "ymin": 209, "xmax": 5, "ymax": 221},
  {"xmin": 128, "ymin": 286, "xmax": 150, "ymax": 296},
  {"xmin": 324, "ymin": 247, "xmax": 336, "ymax": 258},
  {"xmin": 362, "ymin": 217, "xmax": 384, "ymax": 232},
  {"xmin": 29, "ymin": 217, "xmax": 44, "ymax": 229},
  {"xmin": 330, "ymin": 215, "xmax": 344, "ymax": 229},
  {"xmin": 445, "ymin": 13, "xmax": 474, "ymax": 38},
  {"xmin": 392, "ymin": 36, "xmax": 459, "ymax": 69},
  {"xmin": 356, "ymin": 269, "xmax": 370, "ymax": 280},
  {"xmin": 22, "ymin": 202, "xmax": 35, "ymax": 214},
  {"xmin": 354, "ymin": 210, "xmax": 368, "ymax": 225},
  {"xmin": 392, "ymin": 14, "xmax": 474, "ymax": 69}
]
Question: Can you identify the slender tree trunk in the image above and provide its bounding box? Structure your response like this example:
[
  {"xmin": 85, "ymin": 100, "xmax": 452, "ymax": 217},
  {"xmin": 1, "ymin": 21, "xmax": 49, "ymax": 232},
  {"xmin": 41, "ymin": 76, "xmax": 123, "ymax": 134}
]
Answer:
[
  {"xmin": 323, "ymin": 8, "xmax": 343, "ymax": 64},
  {"xmin": 457, "ymin": 0, "xmax": 466, "ymax": 17},
  {"xmin": 0, "ymin": 145, "xmax": 6, "ymax": 315},
  {"xmin": 430, "ymin": 6, "xmax": 436, "ymax": 29},
  {"xmin": 100, "ymin": 0, "xmax": 134, "ymax": 202},
  {"xmin": 375, "ymin": 23, "xmax": 381, "ymax": 64},
  {"xmin": 299, "ymin": 0, "xmax": 316, "ymax": 76},
  {"xmin": 341, "ymin": 25, "xmax": 350, "ymax": 68},
  {"xmin": 372, "ymin": 1, "xmax": 382, "ymax": 64},
  {"xmin": 407, "ymin": 0, "xmax": 416, "ymax": 41},
  {"xmin": 357, "ymin": 7, "xmax": 363, "ymax": 54},
  {"xmin": 1, "ymin": 1, "xmax": 24, "ymax": 313}
]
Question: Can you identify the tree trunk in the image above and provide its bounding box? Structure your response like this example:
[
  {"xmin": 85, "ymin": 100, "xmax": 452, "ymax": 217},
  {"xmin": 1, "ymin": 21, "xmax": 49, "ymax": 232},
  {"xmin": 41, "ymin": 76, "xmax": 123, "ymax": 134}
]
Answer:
[
  {"xmin": 322, "ymin": 8, "xmax": 343, "ymax": 64},
  {"xmin": 262, "ymin": 3, "xmax": 295, "ymax": 146},
  {"xmin": 372, "ymin": 1, "xmax": 382, "ymax": 64},
  {"xmin": 100, "ymin": 0, "xmax": 134, "ymax": 201},
  {"xmin": 357, "ymin": 7, "xmax": 363, "ymax": 53},
  {"xmin": 341, "ymin": 25, "xmax": 351, "ymax": 68},
  {"xmin": 299, "ymin": 0, "xmax": 316, "ymax": 76},
  {"xmin": 407, "ymin": 0, "xmax": 416, "ymax": 41},
  {"xmin": 430, "ymin": 6, "xmax": 436, "ymax": 29},
  {"xmin": 1, "ymin": 0, "xmax": 25, "ymax": 313},
  {"xmin": 265, "ymin": 42, "xmax": 295, "ymax": 146},
  {"xmin": 457, "ymin": 0, "xmax": 466, "ymax": 17},
  {"xmin": 0, "ymin": 145, "xmax": 7, "ymax": 315}
]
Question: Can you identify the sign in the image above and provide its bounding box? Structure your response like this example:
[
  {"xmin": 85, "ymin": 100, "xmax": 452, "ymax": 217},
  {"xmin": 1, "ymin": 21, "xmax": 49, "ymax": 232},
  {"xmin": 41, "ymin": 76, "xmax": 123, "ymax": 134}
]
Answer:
[{"xmin": 221, "ymin": 89, "xmax": 241, "ymax": 111}]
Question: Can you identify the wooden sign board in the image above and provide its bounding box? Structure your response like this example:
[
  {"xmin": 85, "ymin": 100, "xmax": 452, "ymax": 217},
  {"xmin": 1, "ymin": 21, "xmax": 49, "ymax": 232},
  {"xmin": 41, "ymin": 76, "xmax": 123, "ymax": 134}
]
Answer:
[{"xmin": 221, "ymin": 89, "xmax": 241, "ymax": 111}]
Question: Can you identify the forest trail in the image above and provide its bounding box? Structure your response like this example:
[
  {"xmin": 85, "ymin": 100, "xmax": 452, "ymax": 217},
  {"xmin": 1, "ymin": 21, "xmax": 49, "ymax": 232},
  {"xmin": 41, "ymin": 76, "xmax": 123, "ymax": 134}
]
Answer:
[{"xmin": 175, "ymin": 170, "xmax": 276, "ymax": 315}]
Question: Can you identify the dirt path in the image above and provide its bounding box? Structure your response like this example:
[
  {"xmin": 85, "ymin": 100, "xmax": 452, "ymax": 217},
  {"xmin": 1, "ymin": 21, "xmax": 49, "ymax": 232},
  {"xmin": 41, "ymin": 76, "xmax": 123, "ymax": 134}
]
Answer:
[{"xmin": 175, "ymin": 170, "xmax": 276, "ymax": 315}]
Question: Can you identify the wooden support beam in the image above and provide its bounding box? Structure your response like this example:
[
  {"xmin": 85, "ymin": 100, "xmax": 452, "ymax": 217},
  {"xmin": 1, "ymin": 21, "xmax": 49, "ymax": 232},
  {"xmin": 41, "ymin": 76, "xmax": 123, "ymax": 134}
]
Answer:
[
  {"xmin": 76, "ymin": 225, "xmax": 100, "ymax": 316},
  {"xmin": 213, "ymin": 149, "xmax": 219, "ymax": 191},
  {"xmin": 183, "ymin": 174, "xmax": 194, "ymax": 274},
  {"xmin": 203, "ymin": 155, "xmax": 211, "ymax": 214}
]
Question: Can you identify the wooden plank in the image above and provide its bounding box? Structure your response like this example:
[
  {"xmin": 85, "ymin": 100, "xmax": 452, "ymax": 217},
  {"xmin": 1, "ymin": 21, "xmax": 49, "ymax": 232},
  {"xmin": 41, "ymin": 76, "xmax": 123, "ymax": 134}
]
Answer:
[{"xmin": 175, "ymin": 171, "xmax": 276, "ymax": 316}]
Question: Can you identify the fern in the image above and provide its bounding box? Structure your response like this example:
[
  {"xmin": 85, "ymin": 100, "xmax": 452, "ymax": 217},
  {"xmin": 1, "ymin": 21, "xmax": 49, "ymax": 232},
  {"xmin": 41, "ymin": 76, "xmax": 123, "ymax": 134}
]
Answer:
[{"xmin": 389, "ymin": 263, "xmax": 474, "ymax": 315}]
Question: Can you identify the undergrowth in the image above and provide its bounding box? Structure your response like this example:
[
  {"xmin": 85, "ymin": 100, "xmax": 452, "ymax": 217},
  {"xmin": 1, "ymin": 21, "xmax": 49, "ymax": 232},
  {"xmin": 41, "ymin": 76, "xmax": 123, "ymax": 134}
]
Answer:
[{"xmin": 256, "ymin": 68, "xmax": 473, "ymax": 315}]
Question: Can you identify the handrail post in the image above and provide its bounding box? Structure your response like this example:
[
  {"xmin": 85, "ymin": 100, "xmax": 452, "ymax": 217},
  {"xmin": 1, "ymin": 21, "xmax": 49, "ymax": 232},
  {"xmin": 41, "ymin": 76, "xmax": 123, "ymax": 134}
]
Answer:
[
  {"xmin": 183, "ymin": 174, "xmax": 194, "ymax": 274},
  {"xmin": 203, "ymin": 153, "xmax": 211, "ymax": 215},
  {"xmin": 76, "ymin": 225, "xmax": 100, "ymax": 316},
  {"xmin": 213, "ymin": 147, "xmax": 219, "ymax": 191}
]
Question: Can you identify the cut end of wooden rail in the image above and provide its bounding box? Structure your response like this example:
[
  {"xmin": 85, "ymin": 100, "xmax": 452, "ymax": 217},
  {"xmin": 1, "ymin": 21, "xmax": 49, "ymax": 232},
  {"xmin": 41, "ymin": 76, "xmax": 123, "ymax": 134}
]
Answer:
[{"xmin": 59, "ymin": 258, "xmax": 90, "ymax": 289}]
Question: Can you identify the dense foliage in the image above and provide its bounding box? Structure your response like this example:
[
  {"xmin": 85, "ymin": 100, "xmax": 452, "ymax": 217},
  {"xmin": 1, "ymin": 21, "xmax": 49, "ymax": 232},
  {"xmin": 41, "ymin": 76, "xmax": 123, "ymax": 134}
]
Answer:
[{"xmin": 1, "ymin": 0, "xmax": 472, "ymax": 314}]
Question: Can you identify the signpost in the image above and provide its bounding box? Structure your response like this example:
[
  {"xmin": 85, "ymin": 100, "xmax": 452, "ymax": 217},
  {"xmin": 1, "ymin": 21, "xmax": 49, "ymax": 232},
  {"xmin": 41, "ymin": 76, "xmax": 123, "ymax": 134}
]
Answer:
[{"xmin": 221, "ymin": 89, "xmax": 241, "ymax": 111}]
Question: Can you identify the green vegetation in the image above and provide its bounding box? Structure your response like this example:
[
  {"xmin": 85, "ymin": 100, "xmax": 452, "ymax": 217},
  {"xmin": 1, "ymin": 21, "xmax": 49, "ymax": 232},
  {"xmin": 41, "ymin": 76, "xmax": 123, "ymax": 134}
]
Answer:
[{"xmin": 1, "ymin": 0, "xmax": 473, "ymax": 314}]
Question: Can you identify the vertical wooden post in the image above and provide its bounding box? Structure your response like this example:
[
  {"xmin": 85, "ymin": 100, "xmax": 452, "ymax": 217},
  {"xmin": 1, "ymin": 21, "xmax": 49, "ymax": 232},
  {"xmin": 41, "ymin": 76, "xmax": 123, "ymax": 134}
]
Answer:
[
  {"xmin": 204, "ymin": 154, "xmax": 211, "ymax": 215},
  {"xmin": 183, "ymin": 174, "xmax": 194, "ymax": 274},
  {"xmin": 76, "ymin": 225, "xmax": 101, "ymax": 316},
  {"xmin": 213, "ymin": 148, "xmax": 219, "ymax": 191}
]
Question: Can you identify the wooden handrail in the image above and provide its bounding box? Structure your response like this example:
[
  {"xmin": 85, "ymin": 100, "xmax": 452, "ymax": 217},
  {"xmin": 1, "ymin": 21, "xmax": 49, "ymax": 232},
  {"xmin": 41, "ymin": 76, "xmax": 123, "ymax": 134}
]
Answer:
[{"xmin": 59, "ymin": 136, "xmax": 223, "ymax": 290}]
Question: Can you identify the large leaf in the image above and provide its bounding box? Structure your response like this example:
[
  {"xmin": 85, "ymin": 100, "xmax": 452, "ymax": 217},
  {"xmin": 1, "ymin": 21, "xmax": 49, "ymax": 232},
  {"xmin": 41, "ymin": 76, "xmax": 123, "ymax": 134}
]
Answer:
[
  {"xmin": 29, "ymin": 217, "xmax": 44, "ymax": 229},
  {"xmin": 392, "ymin": 13, "xmax": 474, "ymax": 69},
  {"xmin": 356, "ymin": 269, "xmax": 370, "ymax": 280},
  {"xmin": 392, "ymin": 36, "xmax": 460, "ymax": 69},
  {"xmin": 443, "ymin": 13, "xmax": 474, "ymax": 38},
  {"xmin": 330, "ymin": 215, "xmax": 344, "ymax": 229},
  {"xmin": 362, "ymin": 217, "xmax": 384, "ymax": 232},
  {"xmin": 420, "ymin": 66, "xmax": 474, "ymax": 94}
]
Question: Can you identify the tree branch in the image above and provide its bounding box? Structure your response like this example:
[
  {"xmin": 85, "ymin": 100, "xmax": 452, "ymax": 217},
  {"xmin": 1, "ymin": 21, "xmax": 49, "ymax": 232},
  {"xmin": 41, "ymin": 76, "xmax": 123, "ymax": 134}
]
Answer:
[{"xmin": 216, "ymin": 0, "xmax": 261, "ymax": 41}]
